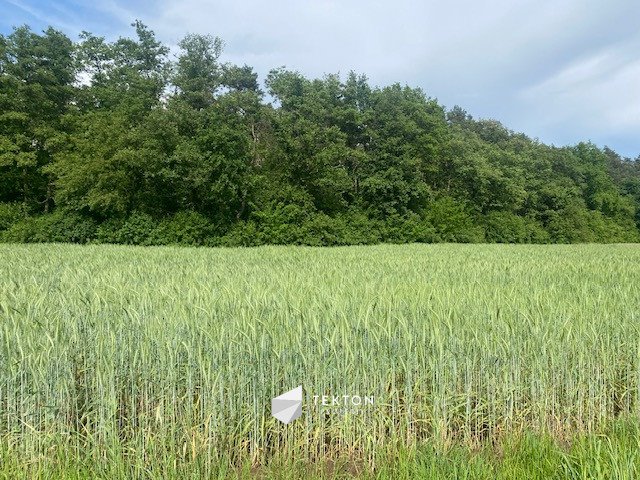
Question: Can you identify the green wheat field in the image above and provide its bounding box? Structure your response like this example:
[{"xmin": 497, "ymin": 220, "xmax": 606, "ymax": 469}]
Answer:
[{"xmin": 1, "ymin": 243, "xmax": 640, "ymax": 479}]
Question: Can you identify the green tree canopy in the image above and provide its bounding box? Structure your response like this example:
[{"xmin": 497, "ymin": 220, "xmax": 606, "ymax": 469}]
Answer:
[{"xmin": 1, "ymin": 22, "xmax": 638, "ymax": 246}]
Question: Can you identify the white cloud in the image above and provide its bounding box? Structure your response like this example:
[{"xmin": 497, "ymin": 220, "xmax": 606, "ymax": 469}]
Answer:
[
  {"xmin": 4, "ymin": 0, "xmax": 80, "ymax": 31},
  {"xmin": 518, "ymin": 40, "xmax": 640, "ymax": 152}
]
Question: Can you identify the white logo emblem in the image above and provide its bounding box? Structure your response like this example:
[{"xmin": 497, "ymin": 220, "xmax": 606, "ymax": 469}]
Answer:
[{"xmin": 271, "ymin": 386, "xmax": 303, "ymax": 424}]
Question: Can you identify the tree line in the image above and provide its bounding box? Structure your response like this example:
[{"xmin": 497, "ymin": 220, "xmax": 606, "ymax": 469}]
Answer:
[{"xmin": 1, "ymin": 22, "xmax": 639, "ymax": 246}]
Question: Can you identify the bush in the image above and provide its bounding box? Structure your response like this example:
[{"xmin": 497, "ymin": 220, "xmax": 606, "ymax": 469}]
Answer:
[
  {"xmin": 545, "ymin": 205, "xmax": 640, "ymax": 243},
  {"xmin": 335, "ymin": 210, "xmax": 383, "ymax": 245},
  {"xmin": 95, "ymin": 218, "xmax": 125, "ymax": 244},
  {"xmin": 0, "ymin": 218, "xmax": 38, "ymax": 242},
  {"xmin": 1, "ymin": 210, "xmax": 98, "ymax": 243},
  {"xmin": 483, "ymin": 211, "xmax": 550, "ymax": 243},
  {"xmin": 220, "ymin": 209, "xmax": 384, "ymax": 247},
  {"xmin": 217, "ymin": 221, "xmax": 262, "ymax": 247},
  {"xmin": 96, "ymin": 212, "xmax": 157, "ymax": 245},
  {"xmin": 150, "ymin": 211, "xmax": 216, "ymax": 246},
  {"xmin": 249, "ymin": 203, "xmax": 310, "ymax": 244},
  {"xmin": 0, "ymin": 203, "xmax": 27, "ymax": 231},
  {"xmin": 425, "ymin": 197, "xmax": 485, "ymax": 243},
  {"xmin": 300, "ymin": 213, "xmax": 345, "ymax": 246},
  {"xmin": 381, "ymin": 213, "xmax": 439, "ymax": 244}
]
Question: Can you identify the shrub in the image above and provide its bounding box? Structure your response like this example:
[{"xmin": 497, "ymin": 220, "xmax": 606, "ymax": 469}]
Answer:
[
  {"xmin": 150, "ymin": 211, "xmax": 216, "ymax": 246},
  {"xmin": 220, "ymin": 209, "xmax": 384, "ymax": 247},
  {"xmin": 300, "ymin": 213, "xmax": 344, "ymax": 246},
  {"xmin": 381, "ymin": 213, "xmax": 439, "ymax": 244},
  {"xmin": 483, "ymin": 211, "xmax": 550, "ymax": 243},
  {"xmin": 425, "ymin": 197, "xmax": 485, "ymax": 243},
  {"xmin": 545, "ymin": 205, "xmax": 640, "ymax": 243},
  {"xmin": 96, "ymin": 212, "xmax": 157, "ymax": 245},
  {"xmin": 95, "ymin": 218, "xmax": 125, "ymax": 244},
  {"xmin": 0, "ymin": 210, "xmax": 98, "ymax": 243},
  {"xmin": 217, "ymin": 221, "xmax": 262, "ymax": 247},
  {"xmin": 0, "ymin": 203, "xmax": 27, "ymax": 231},
  {"xmin": 0, "ymin": 218, "xmax": 38, "ymax": 243},
  {"xmin": 335, "ymin": 210, "xmax": 383, "ymax": 245},
  {"xmin": 250, "ymin": 203, "xmax": 310, "ymax": 245}
]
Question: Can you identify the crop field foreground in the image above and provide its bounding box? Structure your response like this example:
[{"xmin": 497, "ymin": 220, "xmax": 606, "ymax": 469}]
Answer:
[{"xmin": 1, "ymin": 243, "xmax": 640, "ymax": 478}]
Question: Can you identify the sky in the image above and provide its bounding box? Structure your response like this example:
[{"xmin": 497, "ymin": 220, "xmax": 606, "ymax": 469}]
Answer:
[{"xmin": 2, "ymin": 0, "xmax": 639, "ymax": 159}]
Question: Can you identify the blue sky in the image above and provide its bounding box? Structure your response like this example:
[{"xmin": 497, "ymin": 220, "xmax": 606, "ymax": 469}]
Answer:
[{"xmin": 2, "ymin": 0, "xmax": 639, "ymax": 159}]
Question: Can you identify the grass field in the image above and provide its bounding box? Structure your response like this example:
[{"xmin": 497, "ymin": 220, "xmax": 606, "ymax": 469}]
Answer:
[{"xmin": 1, "ymin": 243, "xmax": 639, "ymax": 478}]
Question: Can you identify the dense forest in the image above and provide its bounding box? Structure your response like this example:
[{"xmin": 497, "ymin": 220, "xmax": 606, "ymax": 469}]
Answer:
[{"xmin": 1, "ymin": 22, "xmax": 639, "ymax": 246}]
